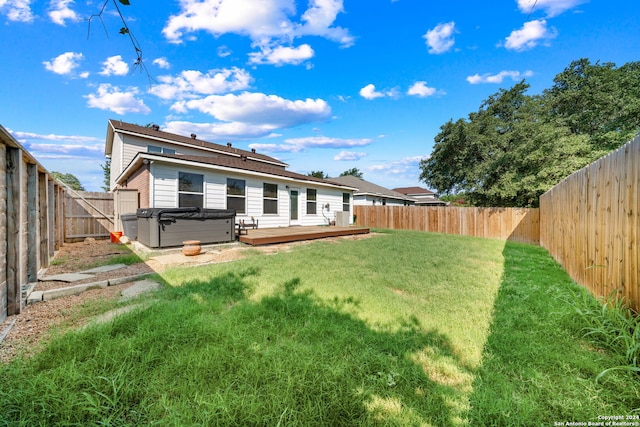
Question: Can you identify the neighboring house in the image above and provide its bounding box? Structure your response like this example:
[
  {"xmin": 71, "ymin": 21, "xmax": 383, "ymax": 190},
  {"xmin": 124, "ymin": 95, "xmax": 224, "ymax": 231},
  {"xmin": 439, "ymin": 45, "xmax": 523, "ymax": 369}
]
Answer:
[
  {"xmin": 105, "ymin": 120, "xmax": 357, "ymax": 228},
  {"xmin": 392, "ymin": 186, "xmax": 448, "ymax": 206},
  {"xmin": 329, "ymin": 176, "xmax": 415, "ymax": 206}
]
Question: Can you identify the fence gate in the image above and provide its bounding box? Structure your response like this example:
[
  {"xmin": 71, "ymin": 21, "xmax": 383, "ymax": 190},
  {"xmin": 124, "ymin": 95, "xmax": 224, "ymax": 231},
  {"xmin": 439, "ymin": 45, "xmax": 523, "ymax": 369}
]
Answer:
[
  {"xmin": 64, "ymin": 191, "xmax": 114, "ymax": 242},
  {"xmin": 113, "ymin": 189, "xmax": 139, "ymax": 232}
]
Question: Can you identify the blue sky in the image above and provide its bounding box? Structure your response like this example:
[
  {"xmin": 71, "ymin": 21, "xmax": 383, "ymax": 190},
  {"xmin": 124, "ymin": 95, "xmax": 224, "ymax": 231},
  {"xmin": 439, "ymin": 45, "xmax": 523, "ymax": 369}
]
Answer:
[{"xmin": 0, "ymin": 0, "xmax": 637, "ymax": 191}]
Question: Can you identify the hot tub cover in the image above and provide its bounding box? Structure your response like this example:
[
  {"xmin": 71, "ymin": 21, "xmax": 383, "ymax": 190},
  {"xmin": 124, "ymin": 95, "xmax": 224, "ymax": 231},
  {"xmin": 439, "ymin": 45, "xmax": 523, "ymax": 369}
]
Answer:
[{"xmin": 136, "ymin": 207, "xmax": 236, "ymax": 221}]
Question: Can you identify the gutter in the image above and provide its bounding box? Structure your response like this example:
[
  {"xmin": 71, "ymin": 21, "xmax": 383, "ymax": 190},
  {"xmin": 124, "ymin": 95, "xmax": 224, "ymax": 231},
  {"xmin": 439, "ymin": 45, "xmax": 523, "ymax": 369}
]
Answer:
[{"xmin": 115, "ymin": 153, "xmax": 359, "ymax": 192}]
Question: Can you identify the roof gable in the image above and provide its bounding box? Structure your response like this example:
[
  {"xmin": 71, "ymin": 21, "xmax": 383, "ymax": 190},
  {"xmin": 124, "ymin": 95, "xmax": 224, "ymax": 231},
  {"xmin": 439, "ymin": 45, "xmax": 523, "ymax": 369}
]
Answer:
[{"xmin": 106, "ymin": 119, "xmax": 287, "ymax": 168}]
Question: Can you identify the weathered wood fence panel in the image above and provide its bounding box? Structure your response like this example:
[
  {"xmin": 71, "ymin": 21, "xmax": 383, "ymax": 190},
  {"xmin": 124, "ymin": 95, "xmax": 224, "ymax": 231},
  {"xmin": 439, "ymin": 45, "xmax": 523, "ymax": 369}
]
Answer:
[
  {"xmin": 0, "ymin": 125, "xmax": 64, "ymax": 321},
  {"xmin": 540, "ymin": 135, "xmax": 640, "ymax": 311},
  {"xmin": 354, "ymin": 206, "xmax": 540, "ymax": 245},
  {"xmin": 64, "ymin": 191, "xmax": 114, "ymax": 242}
]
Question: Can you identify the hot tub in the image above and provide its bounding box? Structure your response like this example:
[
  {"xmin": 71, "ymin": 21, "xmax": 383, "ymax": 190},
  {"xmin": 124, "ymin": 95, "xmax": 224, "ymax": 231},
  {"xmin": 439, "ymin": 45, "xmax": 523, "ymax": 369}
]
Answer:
[{"xmin": 136, "ymin": 207, "xmax": 236, "ymax": 248}]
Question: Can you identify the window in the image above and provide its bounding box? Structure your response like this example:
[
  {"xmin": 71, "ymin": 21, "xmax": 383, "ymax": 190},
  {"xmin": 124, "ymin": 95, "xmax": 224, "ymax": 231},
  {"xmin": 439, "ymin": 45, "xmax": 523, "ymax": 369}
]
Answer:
[
  {"xmin": 227, "ymin": 178, "xmax": 246, "ymax": 214},
  {"xmin": 147, "ymin": 145, "xmax": 176, "ymax": 155},
  {"xmin": 306, "ymin": 189, "xmax": 317, "ymax": 215},
  {"xmin": 342, "ymin": 193, "xmax": 350, "ymax": 212},
  {"xmin": 178, "ymin": 172, "xmax": 203, "ymax": 208},
  {"xmin": 263, "ymin": 183, "xmax": 278, "ymax": 214}
]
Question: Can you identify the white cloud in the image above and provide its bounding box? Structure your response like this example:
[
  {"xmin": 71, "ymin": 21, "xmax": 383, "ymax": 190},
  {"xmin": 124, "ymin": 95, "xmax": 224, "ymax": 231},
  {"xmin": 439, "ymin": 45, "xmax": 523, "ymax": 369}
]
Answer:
[
  {"xmin": 503, "ymin": 19, "xmax": 556, "ymax": 51},
  {"xmin": 466, "ymin": 70, "xmax": 534, "ymax": 84},
  {"xmin": 217, "ymin": 46, "xmax": 232, "ymax": 57},
  {"xmin": 163, "ymin": 0, "xmax": 295, "ymax": 43},
  {"xmin": 298, "ymin": 0, "xmax": 353, "ymax": 47},
  {"xmin": 0, "ymin": 0, "xmax": 33, "ymax": 22},
  {"xmin": 163, "ymin": 121, "xmax": 276, "ymax": 140},
  {"xmin": 162, "ymin": 0, "xmax": 353, "ymax": 50},
  {"xmin": 28, "ymin": 143, "xmax": 103, "ymax": 155},
  {"xmin": 516, "ymin": 0, "xmax": 586, "ymax": 17},
  {"xmin": 149, "ymin": 67, "xmax": 252, "ymax": 100},
  {"xmin": 165, "ymin": 92, "xmax": 331, "ymax": 140},
  {"xmin": 249, "ymin": 44, "xmax": 314, "ymax": 66},
  {"xmin": 48, "ymin": 0, "xmax": 77, "ymax": 25},
  {"xmin": 10, "ymin": 130, "xmax": 104, "ymax": 164},
  {"xmin": 368, "ymin": 155, "xmax": 427, "ymax": 175},
  {"xmin": 334, "ymin": 150, "xmax": 367, "ymax": 161},
  {"xmin": 177, "ymin": 92, "xmax": 330, "ymax": 126},
  {"xmin": 424, "ymin": 21, "xmax": 456, "ymax": 54},
  {"xmin": 152, "ymin": 57, "xmax": 171, "ymax": 69},
  {"xmin": 11, "ymin": 130, "xmax": 101, "ymax": 144},
  {"xmin": 43, "ymin": 52, "xmax": 83, "ymax": 75},
  {"xmin": 359, "ymin": 84, "xmax": 398, "ymax": 100},
  {"xmin": 85, "ymin": 84, "xmax": 151, "ymax": 115},
  {"xmin": 99, "ymin": 55, "xmax": 129, "ymax": 76},
  {"xmin": 360, "ymin": 84, "xmax": 383, "ymax": 100},
  {"xmin": 251, "ymin": 136, "xmax": 371, "ymax": 153},
  {"xmin": 407, "ymin": 81, "xmax": 438, "ymax": 97}
]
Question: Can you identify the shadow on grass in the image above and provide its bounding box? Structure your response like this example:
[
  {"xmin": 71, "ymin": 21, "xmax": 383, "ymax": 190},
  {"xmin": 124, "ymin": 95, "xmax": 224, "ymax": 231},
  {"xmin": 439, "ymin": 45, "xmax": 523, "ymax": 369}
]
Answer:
[
  {"xmin": 1, "ymin": 267, "xmax": 471, "ymax": 426},
  {"xmin": 466, "ymin": 241, "xmax": 640, "ymax": 425}
]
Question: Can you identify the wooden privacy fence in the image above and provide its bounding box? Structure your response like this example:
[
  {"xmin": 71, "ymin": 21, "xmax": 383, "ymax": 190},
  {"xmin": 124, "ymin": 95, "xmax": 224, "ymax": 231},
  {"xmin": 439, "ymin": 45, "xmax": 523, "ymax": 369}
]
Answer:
[
  {"xmin": 64, "ymin": 190, "xmax": 114, "ymax": 242},
  {"xmin": 540, "ymin": 135, "xmax": 640, "ymax": 311},
  {"xmin": 354, "ymin": 205, "xmax": 540, "ymax": 245},
  {"xmin": 0, "ymin": 125, "xmax": 65, "ymax": 321}
]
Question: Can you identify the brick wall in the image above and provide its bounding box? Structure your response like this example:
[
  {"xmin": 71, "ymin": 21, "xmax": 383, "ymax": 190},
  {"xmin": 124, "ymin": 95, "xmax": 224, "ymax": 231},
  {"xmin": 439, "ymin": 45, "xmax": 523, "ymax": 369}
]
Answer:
[{"xmin": 120, "ymin": 164, "xmax": 150, "ymax": 208}]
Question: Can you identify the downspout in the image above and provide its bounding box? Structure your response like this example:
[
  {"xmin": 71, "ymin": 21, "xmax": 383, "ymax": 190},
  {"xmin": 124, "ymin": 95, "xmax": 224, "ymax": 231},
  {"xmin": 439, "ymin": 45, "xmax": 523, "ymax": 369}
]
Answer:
[{"xmin": 322, "ymin": 203, "xmax": 331, "ymax": 225}]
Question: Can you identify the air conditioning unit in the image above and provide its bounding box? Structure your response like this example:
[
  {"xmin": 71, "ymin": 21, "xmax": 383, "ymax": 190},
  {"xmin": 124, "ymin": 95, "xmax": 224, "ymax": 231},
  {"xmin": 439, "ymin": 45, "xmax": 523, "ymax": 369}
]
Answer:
[{"xmin": 335, "ymin": 211, "xmax": 350, "ymax": 227}]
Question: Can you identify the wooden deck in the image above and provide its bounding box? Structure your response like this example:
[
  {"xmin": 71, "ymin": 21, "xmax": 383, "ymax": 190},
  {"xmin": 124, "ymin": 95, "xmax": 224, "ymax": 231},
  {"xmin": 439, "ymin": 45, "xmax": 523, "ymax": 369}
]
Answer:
[{"xmin": 238, "ymin": 225, "xmax": 370, "ymax": 246}]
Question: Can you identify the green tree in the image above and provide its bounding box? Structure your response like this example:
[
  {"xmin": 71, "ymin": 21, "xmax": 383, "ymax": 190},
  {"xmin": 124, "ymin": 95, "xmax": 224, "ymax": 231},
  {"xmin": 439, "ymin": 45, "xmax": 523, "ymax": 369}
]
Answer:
[
  {"xmin": 101, "ymin": 159, "xmax": 111, "ymax": 192},
  {"xmin": 420, "ymin": 59, "xmax": 640, "ymax": 208},
  {"xmin": 339, "ymin": 168, "xmax": 363, "ymax": 179},
  {"xmin": 51, "ymin": 171, "xmax": 85, "ymax": 191},
  {"xmin": 307, "ymin": 170, "xmax": 329, "ymax": 179},
  {"xmin": 545, "ymin": 59, "xmax": 640, "ymax": 150},
  {"xmin": 420, "ymin": 82, "xmax": 592, "ymax": 207}
]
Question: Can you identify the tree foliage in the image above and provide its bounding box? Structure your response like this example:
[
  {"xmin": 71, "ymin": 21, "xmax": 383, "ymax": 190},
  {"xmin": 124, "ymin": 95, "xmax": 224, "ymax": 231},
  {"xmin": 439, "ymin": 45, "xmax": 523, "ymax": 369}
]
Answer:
[
  {"xmin": 101, "ymin": 159, "xmax": 111, "ymax": 192},
  {"xmin": 51, "ymin": 171, "xmax": 85, "ymax": 191},
  {"xmin": 307, "ymin": 170, "xmax": 329, "ymax": 179},
  {"xmin": 339, "ymin": 168, "xmax": 364, "ymax": 179},
  {"xmin": 420, "ymin": 59, "xmax": 640, "ymax": 207}
]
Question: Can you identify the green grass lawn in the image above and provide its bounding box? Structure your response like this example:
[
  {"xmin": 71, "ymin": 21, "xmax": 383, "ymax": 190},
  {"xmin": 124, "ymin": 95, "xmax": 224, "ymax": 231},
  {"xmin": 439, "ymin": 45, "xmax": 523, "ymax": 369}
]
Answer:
[{"xmin": 1, "ymin": 230, "xmax": 638, "ymax": 426}]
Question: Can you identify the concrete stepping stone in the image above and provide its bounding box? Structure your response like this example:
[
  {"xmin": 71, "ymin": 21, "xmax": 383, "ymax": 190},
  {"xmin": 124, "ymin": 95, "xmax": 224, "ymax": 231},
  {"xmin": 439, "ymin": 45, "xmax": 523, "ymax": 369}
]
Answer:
[
  {"xmin": 120, "ymin": 279, "xmax": 161, "ymax": 301},
  {"xmin": 89, "ymin": 304, "xmax": 144, "ymax": 326},
  {"xmin": 81, "ymin": 264, "xmax": 127, "ymax": 274},
  {"xmin": 39, "ymin": 273, "xmax": 95, "ymax": 282},
  {"xmin": 27, "ymin": 291, "xmax": 44, "ymax": 304}
]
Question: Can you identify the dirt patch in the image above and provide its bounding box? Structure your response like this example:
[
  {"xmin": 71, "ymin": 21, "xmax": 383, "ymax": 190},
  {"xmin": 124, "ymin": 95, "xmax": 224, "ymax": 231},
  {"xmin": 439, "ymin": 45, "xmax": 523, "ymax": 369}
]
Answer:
[
  {"xmin": 1, "ymin": 232, "xmax": 377, "ymax": 363},
  {"xmin": 0, "ymin": 285, "xmax": 125, "ymax": 363}
]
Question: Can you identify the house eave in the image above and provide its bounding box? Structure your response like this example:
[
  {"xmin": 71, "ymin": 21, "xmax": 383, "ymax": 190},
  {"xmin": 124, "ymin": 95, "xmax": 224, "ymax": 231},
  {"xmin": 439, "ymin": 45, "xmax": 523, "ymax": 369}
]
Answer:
[
  {"xmin": 116, "ymin": 153, "xmax": 358, "ymax": 191},
  {"xmin": 355, "ymin": 191, "xmax": 413, "ymax": 202}
]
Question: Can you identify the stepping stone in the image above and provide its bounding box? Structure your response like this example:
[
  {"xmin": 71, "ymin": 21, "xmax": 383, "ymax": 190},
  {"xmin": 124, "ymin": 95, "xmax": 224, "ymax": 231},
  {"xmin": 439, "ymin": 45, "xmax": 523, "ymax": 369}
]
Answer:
[
  {"xmin": 120, "ymin": 279, "xmax": 161, "ymax": 301},
  {"xmin": 81, "ymin": 264, "xmax": 127, "ymax": 274},
  {"xmin": 27, "ymin": 291, "xmax": 44, "ymax": 304},
  {"xmin": 90, "ymin": 304, "xmax": 144, "ymax": 326},
  {"xmin": 39, "ymin": 273, "xmax": 94, "ymax": 282}
]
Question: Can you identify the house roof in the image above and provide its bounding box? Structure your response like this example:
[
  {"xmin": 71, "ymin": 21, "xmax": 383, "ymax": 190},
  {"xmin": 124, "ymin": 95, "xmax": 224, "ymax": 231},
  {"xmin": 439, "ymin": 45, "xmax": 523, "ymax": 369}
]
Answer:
[
  {"xmin": 328, "ymin": 176, "xmax": 414, "ymax": 202},
  {"xmin": 105, "ymin": 119, "xmax": 288, "ymax": 168},
  {"xmin": 116, "ymin": 152, "xmax": 358, "ymax": 191},
  {"xmin": 392, "ymin": 186, "xmax": 436, "ymax": 196}
]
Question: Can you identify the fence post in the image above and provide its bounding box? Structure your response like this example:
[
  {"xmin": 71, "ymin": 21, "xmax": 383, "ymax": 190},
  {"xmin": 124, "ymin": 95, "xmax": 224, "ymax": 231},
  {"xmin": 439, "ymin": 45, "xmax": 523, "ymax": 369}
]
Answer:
[{"xmin": 6, "ymin": 147, "xmax": 22, "ymax": 316}]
